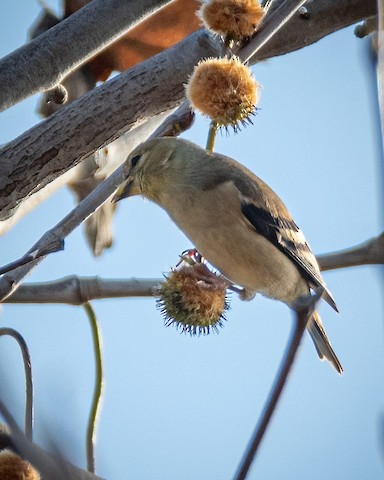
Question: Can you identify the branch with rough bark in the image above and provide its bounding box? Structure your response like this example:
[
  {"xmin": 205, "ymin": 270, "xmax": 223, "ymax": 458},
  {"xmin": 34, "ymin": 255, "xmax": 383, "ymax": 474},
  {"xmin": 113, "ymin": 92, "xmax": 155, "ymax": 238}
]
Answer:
[
  {"xmin": 0, "ymin": 0, "xmax": 173, "ymax": 111},
  {"xmin": 3, "ymin": 232, "xmax": 383, "ymax": 304},
  {"xmin": 0, "ymin": 29, "xmax": 214, "ymax": 221},
  {"xmin": 0, "ymin": 0, "xmax": 376, "ymax": 222}
]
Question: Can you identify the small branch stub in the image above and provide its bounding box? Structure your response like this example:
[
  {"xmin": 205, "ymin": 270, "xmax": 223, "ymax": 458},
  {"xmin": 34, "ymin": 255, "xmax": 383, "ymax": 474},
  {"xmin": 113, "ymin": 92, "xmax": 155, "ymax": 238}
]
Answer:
[{"xmin": 45, "ymin": 84, "xmax": 68, "ymax": 105}]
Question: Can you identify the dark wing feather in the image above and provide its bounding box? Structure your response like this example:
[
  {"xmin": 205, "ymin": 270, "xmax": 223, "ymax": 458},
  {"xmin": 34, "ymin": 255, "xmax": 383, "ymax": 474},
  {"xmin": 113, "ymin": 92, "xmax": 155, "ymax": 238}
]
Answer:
[
  {"xmin": 241, "ymin": 202, "xmax": 338, "ymax": 312},
  {"xmin": 196, "ymin": 147, "xmax": 338, "ymax": 312}
]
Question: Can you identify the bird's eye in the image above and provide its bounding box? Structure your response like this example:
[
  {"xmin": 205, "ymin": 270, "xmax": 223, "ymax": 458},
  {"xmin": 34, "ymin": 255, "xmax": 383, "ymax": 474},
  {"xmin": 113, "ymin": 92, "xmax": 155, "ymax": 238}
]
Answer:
[{"xmin": 131, "ymin": 155, "xmax": 141, "ymax": 167}]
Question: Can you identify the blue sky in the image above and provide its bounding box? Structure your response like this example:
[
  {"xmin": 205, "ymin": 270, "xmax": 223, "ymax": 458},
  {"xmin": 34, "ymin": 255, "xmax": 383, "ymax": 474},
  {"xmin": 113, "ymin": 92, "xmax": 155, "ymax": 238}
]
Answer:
[{"xmin": 1, "ymin": 2, "xmax": 383, "ymax": 480}]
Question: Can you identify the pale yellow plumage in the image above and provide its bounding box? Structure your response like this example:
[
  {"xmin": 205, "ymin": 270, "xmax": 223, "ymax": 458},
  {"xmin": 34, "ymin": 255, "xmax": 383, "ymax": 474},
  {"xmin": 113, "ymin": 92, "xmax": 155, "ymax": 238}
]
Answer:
[{"xmin": 113, "ymin": 137, "xmax": 342, "ymax": 373}]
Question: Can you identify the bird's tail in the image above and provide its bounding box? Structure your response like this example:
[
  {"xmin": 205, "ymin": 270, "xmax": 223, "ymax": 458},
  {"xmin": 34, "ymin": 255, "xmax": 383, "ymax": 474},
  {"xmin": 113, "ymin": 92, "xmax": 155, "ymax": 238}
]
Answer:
[
  {"xmin": 84, "ymin": 201, "xmax": 116, "ymax": 256},
  {"xmin": 307, "ymin": 311, "xmax": 343, "ymax": 374}
]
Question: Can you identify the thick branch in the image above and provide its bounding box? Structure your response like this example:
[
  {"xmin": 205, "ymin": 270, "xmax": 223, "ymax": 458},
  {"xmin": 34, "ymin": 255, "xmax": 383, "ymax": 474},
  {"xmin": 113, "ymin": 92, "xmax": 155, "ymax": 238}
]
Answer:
[
  {"xmin": 0, "ymin": 0, "xmax": 173, "ymax": 111},
  {"xmin": 248, "ymin": 0, "xmax": 376, "ymax": 62},
  {"xmin": 0, "ymin": 109, "xmax": 174, "ymax": 237},
  {"xmin": 0, "ymin": 0, "xmax": 376, "ymax": 222},
  {"xmin": 0, "ymin": 31, "xmax": 217, "ymax": 221}
]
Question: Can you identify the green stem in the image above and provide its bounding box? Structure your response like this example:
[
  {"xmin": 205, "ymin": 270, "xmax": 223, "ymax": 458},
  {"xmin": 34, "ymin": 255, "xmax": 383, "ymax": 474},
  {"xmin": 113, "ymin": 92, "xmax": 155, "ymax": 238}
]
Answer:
[
  {"xmin": 83, "ymin": 302, "xmax": 103, "ymax": 474},
  {"xmin": 206, "ymin": 122, "xmax": 218, "ymax": 151},
  {"xmin": 0, "ymin": 328, "xmax": 33, "ymax": 441}
]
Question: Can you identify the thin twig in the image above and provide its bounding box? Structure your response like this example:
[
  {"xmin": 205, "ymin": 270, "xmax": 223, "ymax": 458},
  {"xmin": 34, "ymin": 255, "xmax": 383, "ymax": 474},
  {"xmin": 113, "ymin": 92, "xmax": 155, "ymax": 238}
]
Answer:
[
  {"xmin": 0, "ymin": 167, "xmax": 124, "ymax": 303},
  {"xmin": 1, "ymin": 276, "xmax": 161, "ymax": 304},
  {"xmin": 233, "ymin": 295, "xmax": 319, "ymax": 480},
  {"xmin": 0, "ymin": 329, "xmax": 33, "ymax": 441},
  {"xmin": 3, "ymin": 231, "xmax": 383, "ymax": 305},
  {"xmin": 317, "ymin": 232, "xmax": 384, "ymax": 271},
  {"xmin": 83, "ymin": 303, "xmax": 103, "ymax": 474},
  {"xmin": 238, "ymin": 0, "xmax": 307, "ymax": 63},
  {"xmin": 149, "ymin": 101, "xmax": 194, "ymax": 139},
  {"xmin": 0, "ymin": 236, "xmax": 64, "ymax": 276}
]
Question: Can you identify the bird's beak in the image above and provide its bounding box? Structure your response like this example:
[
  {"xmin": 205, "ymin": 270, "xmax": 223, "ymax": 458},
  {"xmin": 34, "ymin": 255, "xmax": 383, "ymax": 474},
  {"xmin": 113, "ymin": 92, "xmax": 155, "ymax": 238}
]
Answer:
[{"xmin": 112, "ymin": 177, "xmax": 134, "ymax": 203}]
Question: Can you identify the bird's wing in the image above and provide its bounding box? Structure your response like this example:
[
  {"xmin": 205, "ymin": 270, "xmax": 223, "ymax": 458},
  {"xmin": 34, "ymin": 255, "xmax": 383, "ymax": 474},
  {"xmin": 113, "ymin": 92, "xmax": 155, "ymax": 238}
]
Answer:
[
  {"xmin": 199, "ymin": 150, "xmax": 338, "ymax": 312},
  {"xmin": 241, "ymin": 200, "xmax": 338, "ymax": 312}
]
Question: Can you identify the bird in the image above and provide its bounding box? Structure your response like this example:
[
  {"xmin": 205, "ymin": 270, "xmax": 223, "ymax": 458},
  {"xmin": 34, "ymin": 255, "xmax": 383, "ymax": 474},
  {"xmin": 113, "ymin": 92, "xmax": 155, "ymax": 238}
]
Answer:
[{"xmin": 113, "ymin": 137, "xmax": 342, "ymax": 373}]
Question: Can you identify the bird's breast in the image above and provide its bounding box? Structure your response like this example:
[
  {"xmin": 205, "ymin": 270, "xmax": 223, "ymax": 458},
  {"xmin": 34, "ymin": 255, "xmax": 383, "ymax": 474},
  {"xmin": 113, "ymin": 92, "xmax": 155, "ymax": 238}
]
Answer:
[{"xmin": 160, "ymin": 185, "xmax": 307, "ymax": 305}]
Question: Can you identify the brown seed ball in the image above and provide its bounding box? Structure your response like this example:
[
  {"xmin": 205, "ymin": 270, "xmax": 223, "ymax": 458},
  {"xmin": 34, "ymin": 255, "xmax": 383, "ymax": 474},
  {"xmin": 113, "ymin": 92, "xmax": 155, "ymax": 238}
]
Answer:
[
  {"xmin": 186, "ymin": 57, "xmax": 260, "ymax": 129},
  {"xmin": 0, "ymin": 452, "xmax": 40, "ymax": 480},
  {"xmin": 158, "ymin": 262, "xmax": 230, "ymax": 335},
  {"xmin": 199, "ymin": 0, "xmax": 264, "ymax": 40}
]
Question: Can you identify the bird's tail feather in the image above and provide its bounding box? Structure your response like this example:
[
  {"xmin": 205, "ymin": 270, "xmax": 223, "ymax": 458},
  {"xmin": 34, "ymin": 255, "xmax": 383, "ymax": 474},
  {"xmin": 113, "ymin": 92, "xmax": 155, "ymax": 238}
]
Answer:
[{"xmin": 307, "ymin": 312, "xmax": 343, "ymax": 374}]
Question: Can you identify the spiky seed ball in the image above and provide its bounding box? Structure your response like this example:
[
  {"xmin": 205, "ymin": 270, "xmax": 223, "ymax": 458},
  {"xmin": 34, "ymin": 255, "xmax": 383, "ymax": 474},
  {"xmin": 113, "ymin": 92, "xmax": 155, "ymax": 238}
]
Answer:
[
  {"xmin": 0, "ymin": 451, "xmax": 40, "ymax": 480},
  {"xmin": 157, "ymin": 262, "xmax": 230, "ymax": 335},
  {"xmin": 198, "ymin": 0, "xmax": 264, "ymax": 40},
  {"xmin": 186, "ymin": 57, "xmax": 259, "ymax": 130}
]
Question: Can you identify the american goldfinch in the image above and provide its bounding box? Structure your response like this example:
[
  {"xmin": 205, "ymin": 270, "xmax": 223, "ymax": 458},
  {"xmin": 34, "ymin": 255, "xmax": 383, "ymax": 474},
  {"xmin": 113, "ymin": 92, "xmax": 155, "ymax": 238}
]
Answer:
[{"xmin": 113, "ymin": 138, "xmax": 342, "ymax": 373}]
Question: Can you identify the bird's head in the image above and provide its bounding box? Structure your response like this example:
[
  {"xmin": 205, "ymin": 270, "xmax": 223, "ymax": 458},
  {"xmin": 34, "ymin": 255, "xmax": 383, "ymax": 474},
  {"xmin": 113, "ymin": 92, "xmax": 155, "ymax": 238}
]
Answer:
[{"xmin": 112, "ymin": 137, "xmax": 181, "ymax": 203}]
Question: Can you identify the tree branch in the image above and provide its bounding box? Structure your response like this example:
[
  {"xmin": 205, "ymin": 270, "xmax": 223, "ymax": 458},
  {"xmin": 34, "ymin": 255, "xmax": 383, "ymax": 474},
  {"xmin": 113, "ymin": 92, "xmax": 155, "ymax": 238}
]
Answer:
[
  {"xmin": 0, "ymin": 0, "xmax": 376, "ymax": 222},
  {"xmin": 0, "ymin": 0, "xmax": 174, "ymax": 111},
  {"xmin": 0, "ymin": 109, "xmax": 174, "ymax": 237},
  {"xmin": 247, "ymin": 0, "xmax": 376, "ymax": 62},
  {"xmin": 2, "ymin": 276, "xmax": 161, "ymax": 305},
  {"xmin": 0, "ymin": 30, "xmax": 216, "ymax": 222},
  {"xmin": 2, "ymin": 233, "xmax": 383, "ymax": 304},
  {"xmin": 233, "ymin": 295, "xmax": 319, "ymax": 480},
  {"xmin": 317, "ymin": 232, "xmax": 384, "ymax": 271},
  {"xmin": 0, "ymin": 165, "xmax": 126, "ymax": 301},
  {"xmin": 238, "ymin": 0, "xmax": 307, "ymax": 63},
  {"xmin": 0, "ymin": 104, "xmax": 194, "ymax": 302}
]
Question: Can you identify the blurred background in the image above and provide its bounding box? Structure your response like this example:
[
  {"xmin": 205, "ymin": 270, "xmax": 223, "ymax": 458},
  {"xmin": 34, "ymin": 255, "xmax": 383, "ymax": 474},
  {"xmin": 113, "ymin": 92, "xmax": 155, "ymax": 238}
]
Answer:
[{"xmin": 0, "ymin": 1, "xmax": 383, "ymax": 479}]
